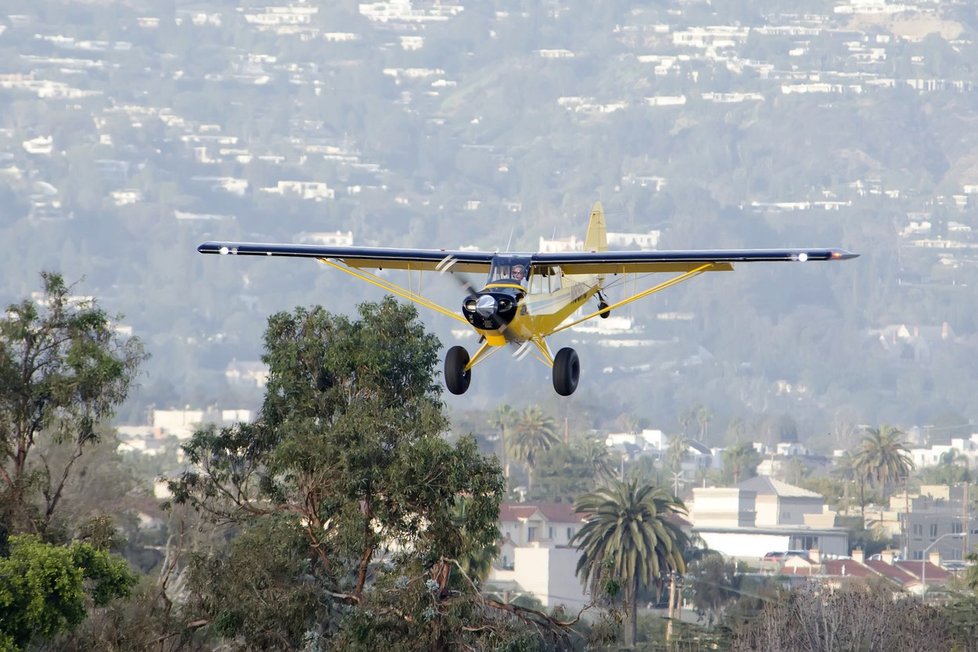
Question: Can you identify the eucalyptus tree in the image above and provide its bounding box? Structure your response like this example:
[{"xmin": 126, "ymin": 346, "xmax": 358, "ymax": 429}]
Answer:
[
  {"xmin": 508, "ymin": 405, "xmax": 559, "ymax": 491},
  {"xmin": 0, "ymin": 272, "xmax": 146, "ymax": 535},
  {"xmin": 572, "ymin": 479, "xmax": 689, "ymax": 648},
  {"xmin": 168, "ymin": 299, "xmax": 527, "ymax": 650}
]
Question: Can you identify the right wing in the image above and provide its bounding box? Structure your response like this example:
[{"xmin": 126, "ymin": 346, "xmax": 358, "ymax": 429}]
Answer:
[{"xmin": 532, "ymin": 248, "xmax": 858, "ymax": 275}]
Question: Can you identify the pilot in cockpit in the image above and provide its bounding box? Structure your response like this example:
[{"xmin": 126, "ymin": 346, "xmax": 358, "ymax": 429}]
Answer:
[{"xmin": 512, "ymin": 264, "xmax": 526, "ymax": 283}]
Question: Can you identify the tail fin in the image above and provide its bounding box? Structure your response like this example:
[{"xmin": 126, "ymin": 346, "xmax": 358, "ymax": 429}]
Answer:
[{"xmin": 583, "ymin": 201, "xmax": 608, "ymax": 252}]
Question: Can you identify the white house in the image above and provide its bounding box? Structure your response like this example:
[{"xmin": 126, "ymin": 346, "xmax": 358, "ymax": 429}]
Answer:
[
  {"xmin": 487, "ymin": 544, "xmax": 589, "ymax": 611},
  {"xmin": 487, "ymin": 503, "xmax": 589, "ymax": 610}
]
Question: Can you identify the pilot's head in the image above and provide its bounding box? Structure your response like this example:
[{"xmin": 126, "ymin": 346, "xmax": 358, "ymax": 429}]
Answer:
[{"xmin": 512, "ymin": 265, "xmax": 525, "ymax": 281}]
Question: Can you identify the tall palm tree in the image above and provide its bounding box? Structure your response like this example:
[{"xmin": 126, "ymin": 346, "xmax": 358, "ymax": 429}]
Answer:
[
  {"xmin": 696, "ymin": 406, "xmax": 711, "ymax": 444},
  {"xmin": 678, "ymin": 407, "xmax": 696, "ymax": 438},
  {"xmin": 577, "ymin": 436, "xmax": 615, "ymax": 485},
  {"xmin": 854, "ymin": 425, "xmax": 915, "ymax": 499},
  {"xmin": 831, "ymin": 450, "xmax": 859, "ymax": 516},
  {"xmin": 508, "ymin": 406, "xmax": 559, "ymax": 491},
  {"xmin": 721, "ymin": 441, "xmax": 760, "ymax": 485},
  {"xmin": 489, "ymin": 404, "xmax": 516, "ymax": 478},
  {"xmin": 666, "ymin": 434, "xmax": 688, "ymax": 474},
  {"xmin": 572, "ymin": 480, "xmax": 689, "ymax": 648},
  {"xmin": 854, "ymin": 425, "xmax": 915, "ymax": 552}
]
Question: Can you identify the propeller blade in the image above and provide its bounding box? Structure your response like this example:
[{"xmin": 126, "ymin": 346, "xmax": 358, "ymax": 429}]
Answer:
[{"xmin": 451, "ymin": 272, "xmax": 479, "ymax": 298}]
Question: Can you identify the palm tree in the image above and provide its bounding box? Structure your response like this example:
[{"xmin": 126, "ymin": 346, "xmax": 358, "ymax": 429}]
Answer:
[
  {"xmin": 577, "ymin": 436, "xmax": 615, "ymax": 484},
  {"xmin": 572, "ymin": 480, "xmax": 689, "ymax": 648},
  {"xmin": 696, "ymin": 406, "xmax": 712, "ymax": 444},
  {"xmin": 937, "ymin": 449, "xmax": 971, "ymax": 485},
  {"xmin": 489, "ymin": 404, "xmax": 516, "ymax": 478},
  {"xmin": 854, "ymin": 425, "xmax": 915, "ymax": 552},
  {"xmin": 508, "ymin": 406, "xmax": 559, "ymax": 491},
  {"xmin": 666, "ymin": 434, "xmax": 688, "ymax": 495},
  {"xmin": 831, "ymin": 450, "xmax": 860, "ymax": 516},
  {"xmin": 666, "ymin": 434, "xmax": 688, "ymax": 473},
  {"xmin": 678, "ymin": 407, "xmax": 696, "ymax": 438},
  {"xmin": 721, "ymin": 441, "xmax": 760, "ymax": 485},
  {"xmin": 854, "ymin": 425, "xmax": 915, "ymax": 499}
]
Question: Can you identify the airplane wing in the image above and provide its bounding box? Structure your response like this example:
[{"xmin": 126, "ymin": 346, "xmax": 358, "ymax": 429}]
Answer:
[
  {"xmin": 197, "ymin": 241, "xmax": 495, "ymax": 274},
  {"xmin": 531, "ymin": 248, "xmax": 858, "ymax": 275}
]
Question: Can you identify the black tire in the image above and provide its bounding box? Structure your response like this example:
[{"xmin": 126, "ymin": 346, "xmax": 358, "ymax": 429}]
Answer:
[
  {"xmin": 553, "ymin": 347, "xmax": 580, "ymax": 396},
  {"xmin": 598, "ymin": 301, "xmax": 611, "ymax": 319},
  {"xmin": 444, "ymin": 346, "xmax": 472, "ymax": 395}
]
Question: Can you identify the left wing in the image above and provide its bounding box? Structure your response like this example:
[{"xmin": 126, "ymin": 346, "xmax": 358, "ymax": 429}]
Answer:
[
  {"xmin": 197, "ymin": 241, "xmax": 495, "ymax": 274},
  {"xmin": 532, "ymin": 248, "xmax": 858, "ymax": 275}
]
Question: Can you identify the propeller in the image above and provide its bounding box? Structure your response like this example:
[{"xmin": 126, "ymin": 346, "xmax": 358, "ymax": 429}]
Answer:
[
  {"xmin": 449, "ymin": 272, "xmax": 521, "ymax": 345},
  {"xmin": 450, "ymin": 271, "xmax": 479, "ymax": 298}
]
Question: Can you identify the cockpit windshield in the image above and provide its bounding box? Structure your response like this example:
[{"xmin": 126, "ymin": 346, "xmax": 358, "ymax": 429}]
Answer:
[{"xmin": 487, "ymin": 255, "xmax": 532, "ymax": 288}]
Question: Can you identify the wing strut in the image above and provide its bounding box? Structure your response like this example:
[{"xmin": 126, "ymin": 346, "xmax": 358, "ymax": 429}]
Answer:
[
  {"xmin": 550, "ymin": 263, "xmax": 717, "ymax": 335},
  {"xmin": 317, "ymin": 258, "xmax": 469, "ymax": 325}
]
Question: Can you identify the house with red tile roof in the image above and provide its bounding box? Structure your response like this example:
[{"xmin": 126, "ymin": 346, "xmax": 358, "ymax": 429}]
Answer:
[
  {"xmin": 778, "ymin": 548, "xmax": 955, "ymax": 596},
  {"xmin": 497, "ymin": 502, "xmax": 586, "ymax": 548}
]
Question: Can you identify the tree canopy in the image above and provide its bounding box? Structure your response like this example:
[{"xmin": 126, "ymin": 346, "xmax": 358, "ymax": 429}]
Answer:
[
  {"xmin": 0, "ymin": 272, "xmax": 146, "ymax": 536},
  {"xmin": 166, "ymin": 299, "xmax": 574, "ymax": 649},
  {"xmin": 0, "ymin": 534, "xmax": 137, "ymax": 651}
]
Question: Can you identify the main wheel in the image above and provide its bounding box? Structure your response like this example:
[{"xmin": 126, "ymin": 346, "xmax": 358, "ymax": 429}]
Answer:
[
  {"xmin": 598, "ymin": 300, "xmax": 611, "ymax": 319},
  {"xmin": 552, "ymin": 347, "xmax": 580, "ymax": 396},
  {"xmin": 444, "ymin": 346, "xmax": 472, "ymax": 395}
]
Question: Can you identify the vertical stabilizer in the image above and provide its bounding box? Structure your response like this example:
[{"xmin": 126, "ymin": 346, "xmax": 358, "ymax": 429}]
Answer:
[{"xmin": 583, "ymin": 201, "xmax": 608, "ymax": 252}]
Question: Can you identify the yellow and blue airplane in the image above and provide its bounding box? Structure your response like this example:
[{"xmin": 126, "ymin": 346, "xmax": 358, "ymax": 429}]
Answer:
[{"xmin": 198, "ymin": 202, "xmax": 857, "ymax": 396}]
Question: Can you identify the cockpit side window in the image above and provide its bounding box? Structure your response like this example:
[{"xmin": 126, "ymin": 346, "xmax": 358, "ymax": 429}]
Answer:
[{"xmin": 529, "ymin": 266, "xmax": 562, "ymax": 293}]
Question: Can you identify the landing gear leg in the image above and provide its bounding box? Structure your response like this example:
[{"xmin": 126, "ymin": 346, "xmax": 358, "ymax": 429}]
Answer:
[
  {"xmin": 553, "ymin": 347, "xmax": 580, "ymax": 396},
  {"xmin": 445, "ymin": 346, "xmax": 472, "ymax": 395},
  {"xmin": 598, "ymin": 292, "xmax": 610, "ymax": 319}
]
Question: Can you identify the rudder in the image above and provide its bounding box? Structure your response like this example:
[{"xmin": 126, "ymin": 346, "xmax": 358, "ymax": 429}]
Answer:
[{"xmin": 583, "ymin": 201, "xmax": 607, "ymax": 252}]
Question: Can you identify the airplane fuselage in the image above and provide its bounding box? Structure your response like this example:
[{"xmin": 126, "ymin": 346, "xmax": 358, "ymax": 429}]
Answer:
[{"xmin": 463, "ymin": 268, "xmax": 600, "ymax": 346}]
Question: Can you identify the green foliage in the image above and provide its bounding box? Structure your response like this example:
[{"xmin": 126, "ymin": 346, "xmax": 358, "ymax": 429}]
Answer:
[
  {"xmin": 718, "ymin": 442, "xmax": 761, "ymax": 485},
  {"xmin": 529, "ymin": 441, "xmax": 603, "ymax": 503},
  {"xmin": 166, "ymin": 299, "xmax": 563, "ymax": 649},
  {"xmin": 943, "ymin": 594, "xmax": 978, "ymax": 650},
  {"xmin": 0, "ymin": 272, "xmax": 146, "ymax": 534},
  {"xmin": 0, "ymin": 535, "xmax": 136, "ymax": 650},
  {"xmin": 685, "ymin": 553, "xmax": 742, "ymax": 626},
  {"xmin": 185, "ymin": 516, "xmax": 320, "ymax": 648},
  {"xmin": 963, "ymin": 552, "xmax": 978, "ymax": 594},
  {"xmin": 853, "ymin": 425, "xmax": 915, "ymax": 500},
  {"xmin": 508, "ymin": 406, "xmax": 560, "ymax": 491},
  {"xmin": 917, "ymin": 450, "xmax": 971, "ymax": 486},
  {"xmin": 844, "ymin": 518, "xmax": 894, "ymax": 558}
]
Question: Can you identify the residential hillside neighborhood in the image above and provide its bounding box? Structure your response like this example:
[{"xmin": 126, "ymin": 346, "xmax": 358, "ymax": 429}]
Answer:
[
  {"xmin": 1, "ymin": 0, "xmax": 978, "ymax": 431},
  {"xmin": 7, "ymin": 1, "xmax": 978, "ymax": 648}
]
